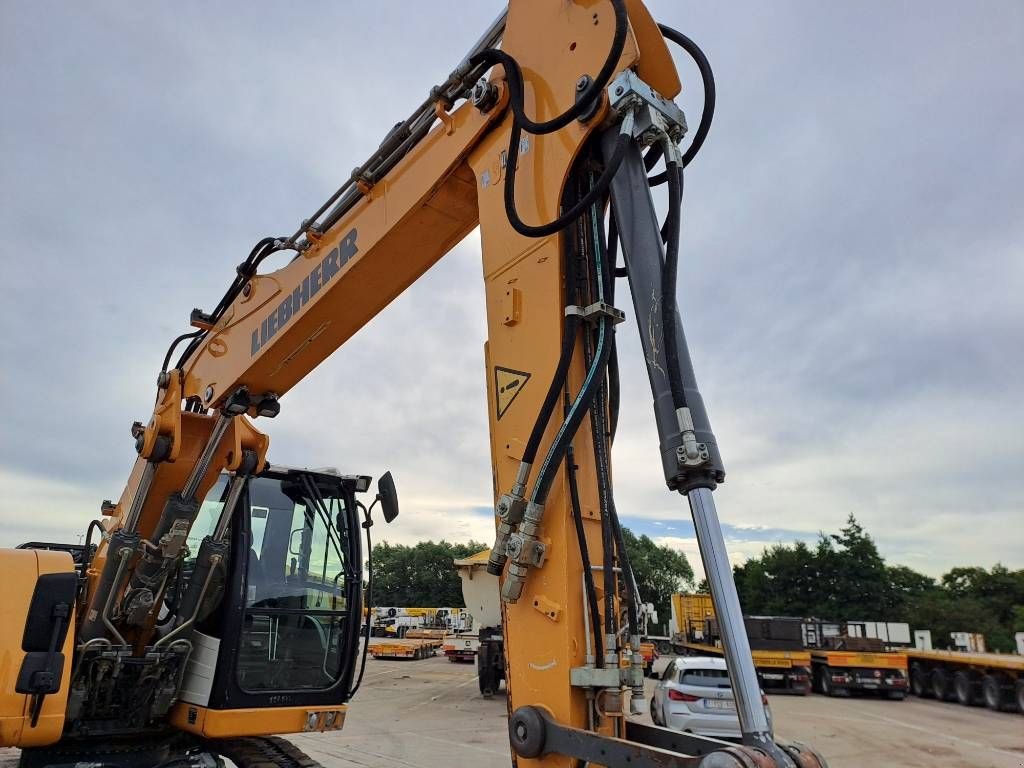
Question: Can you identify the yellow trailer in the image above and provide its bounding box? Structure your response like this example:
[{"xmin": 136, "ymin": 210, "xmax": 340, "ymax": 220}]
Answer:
[
  {"xmin": 678, "ymin": 641, "xmax": 812, "ymax": 695},
  {"xmin": 367, "ymin": 639, "xmax": 442, "ymax": 661},
  {"xmin": 809, "ymin": 650, "xmax": 908, "ymax": 699},
  {"xmin": 905, "ymin": 649, "xmax": 1023, "ymax": 713}
]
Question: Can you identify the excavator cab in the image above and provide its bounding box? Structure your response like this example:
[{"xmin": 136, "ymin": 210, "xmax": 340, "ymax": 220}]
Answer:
[{"xmin": 172, "ymin": 466, "xmax": 367, "ymax": 723}]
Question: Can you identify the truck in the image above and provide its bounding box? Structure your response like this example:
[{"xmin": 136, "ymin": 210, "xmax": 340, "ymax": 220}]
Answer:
[
  {"xmin": 670, "ymin": 594, "xmax": 812, "ymax": 695},
  {"xmin": 372, "ymin": 606, "xmax": 473, "ymax": 637},
  {"xmin": 802, "ymin": 621, "xmax": 908, "ymax": 699},
  {"xmin": 906, "ymin": 649, "xmax": 1023, "ymax": 713},
  {"xmin": 453, "ymin": 550, "xmax": 506, "ymax": 695}
]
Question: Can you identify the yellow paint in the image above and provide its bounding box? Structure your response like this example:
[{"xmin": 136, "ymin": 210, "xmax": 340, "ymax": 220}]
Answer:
[{"xmin": 169, "ymin": 703, "xmax": 347, "ymax": 739}]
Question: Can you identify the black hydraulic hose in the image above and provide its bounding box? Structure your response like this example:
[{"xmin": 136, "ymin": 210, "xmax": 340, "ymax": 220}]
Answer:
[
  {"xmin": 648, "ymin": 24, "xmax": 716, "ymax": 185},
  {"xmin": 161, "ymin": 330, "xmax": 202, "ymax": 375},
  {"xmin": 468, "ymin": 0, "xmax": 627, "ymax": 136},
  {"xmin": 467, "ymin": 0, "xmax": 629, "ymax": 238},
  {"xmin": 662, "ymin": 161, "xmax": 686, "ymax": 411},
  {"xmin": 609, "ymin": 504, "xmax": 640, "ymax": 638},
  {"xmin": 601, "ymin": 203, "xmax": 622, "ymax": 442},
  {"xmin": 173, "ymin": 236, "xmax": 287, "ymax": 370},
  {"xmin": 521, "ymin": 185, "xmax": 584, "ymax": 465},
  {"xmin": 566, "ymin": 431, "xmax": 604, "ymax": 664},
  {"xmin": 530, "ymin": 188, "xmax": 616, "ymax": 504},
  {"xmin": 503, "ymin": 123, "xmax": 630, "ymax": 238}
]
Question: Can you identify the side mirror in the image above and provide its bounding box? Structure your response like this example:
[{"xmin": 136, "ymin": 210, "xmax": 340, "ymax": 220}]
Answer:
[{"xmin": 377, "ymin": 471, "xmax": 399, "ymax": 523}]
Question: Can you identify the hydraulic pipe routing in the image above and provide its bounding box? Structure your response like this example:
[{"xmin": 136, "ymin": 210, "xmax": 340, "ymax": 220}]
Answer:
[{"xmin": 604, "ymin": 134, "xmax": 791, "ymax": 763}]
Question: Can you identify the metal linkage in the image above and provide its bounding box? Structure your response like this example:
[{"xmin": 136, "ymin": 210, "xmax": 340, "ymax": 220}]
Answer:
[
  {"xmin": 509, "ymin": 706, "xmax": 821, "ymax": 768},
  {"xmin": 181, "ymin": 411, "xmax": 232, "ymax": 502},
  {"xmin": 123, "ymin": 460, "xmax": 158, "ymax": 533}
]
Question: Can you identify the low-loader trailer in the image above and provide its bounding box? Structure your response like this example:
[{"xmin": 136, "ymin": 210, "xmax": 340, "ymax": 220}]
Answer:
[{"xmin": 906, "ymin": 649, "xmax": 1024, "ymax": 713}]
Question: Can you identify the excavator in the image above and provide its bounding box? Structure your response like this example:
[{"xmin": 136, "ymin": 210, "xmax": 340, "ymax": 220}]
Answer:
[{"xmin": 0, "ymin": 2, "xmax": 827, "ymax": 767}]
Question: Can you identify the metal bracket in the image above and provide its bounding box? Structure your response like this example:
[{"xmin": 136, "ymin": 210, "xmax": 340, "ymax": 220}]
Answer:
[
  {"xmin": 607, "ymin": 70, "xmax": 688, "ymax": 145},
  {"xmin": 569, "ymin": 666, "xmax": 622, "ymax": 688},
  {"xmin": 508, "ymin": 706, "xmax": 814, "ymax": 768},
  {"xmin": 676, "ymin": 442, "xmax": 710, "ymax": 467},
  {"xmin": 565, "ymin": 301, "xmax": 626, "ymax": 325}
]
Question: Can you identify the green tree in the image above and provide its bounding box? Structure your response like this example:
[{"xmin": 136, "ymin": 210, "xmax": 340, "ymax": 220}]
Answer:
[
  {"xmin": 621, "ymin": 528, "xmax": 694, "ymax": 634},
  {"xmin": 371, "ymin": 539, "xmax": 487, "ymax": 606}
]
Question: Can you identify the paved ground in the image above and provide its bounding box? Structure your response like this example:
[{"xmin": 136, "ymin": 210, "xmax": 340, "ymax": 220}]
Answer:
[
  {"xmin": 4, "ymin": 654, "xmax": 1022, "ymax": 766},
  {"xmin": 289, "ymin": 654, "xmax": 1024, "ymax": 768}
]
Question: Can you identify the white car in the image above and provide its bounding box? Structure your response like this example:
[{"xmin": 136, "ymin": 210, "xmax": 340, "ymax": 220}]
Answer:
[{"xmin": 650, "ymin": 656, "xmax": 771, "ymax": 740}]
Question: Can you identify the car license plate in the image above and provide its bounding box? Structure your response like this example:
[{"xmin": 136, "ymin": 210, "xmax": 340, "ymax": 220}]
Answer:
[
  {"xmin": 706, "ymin": 699, "xmax": 735, "ymax": 711},
  {"xmin": 762, "ymin": 673, "xmax": 784, "ymax": 680}
]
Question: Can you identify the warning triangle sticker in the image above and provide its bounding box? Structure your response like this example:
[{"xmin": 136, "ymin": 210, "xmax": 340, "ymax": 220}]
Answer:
[{"xmin": 494, "ymin": 366, "xmax": 531, "ymax": 420}]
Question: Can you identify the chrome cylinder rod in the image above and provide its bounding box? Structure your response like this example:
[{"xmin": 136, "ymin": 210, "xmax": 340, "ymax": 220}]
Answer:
[{"xmin": 688, "ymin": 487, "xmax": 772, "ymax": 747}]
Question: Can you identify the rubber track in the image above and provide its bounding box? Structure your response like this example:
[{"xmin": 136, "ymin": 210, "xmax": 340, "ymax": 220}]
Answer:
[{"xmin": 207, "ymin": 737, "xmax": 321, "ymax": 768}]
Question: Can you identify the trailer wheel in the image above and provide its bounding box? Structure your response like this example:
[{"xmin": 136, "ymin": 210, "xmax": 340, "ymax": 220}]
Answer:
[
  {"xmin": 953, "ymin": 671, "xmax": 977, "ymax": 706},
  {"xmin": 656, "ymin": 640, "xmax": 672, "ymax": 656},
  {"xmin": 478, "ymin": 642, "xmax": 497, "ymax": 698},
  {"xmin": 910, "ymin": 664, "xmax": 929, "ymax": 697},
  {"xmin": 818, "ymin": 667, "xmax": 833, "ymax": 697},
  {"xmin": 982, "ymin": 674, "xmax": 1003, "ymax": 711},
  {"xmin": 930, "ymin": 668, "xmax": 951, "ymax": 700}
]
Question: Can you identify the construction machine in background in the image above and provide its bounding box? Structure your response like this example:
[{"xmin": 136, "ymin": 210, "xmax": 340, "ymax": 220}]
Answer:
[
  {"xmin": 1, "ymin": 2, "xmax": 828, "ymax": 766},
  {"xmin": 453, "ymin": 550, "xmax": 506, "ymax": 693}
]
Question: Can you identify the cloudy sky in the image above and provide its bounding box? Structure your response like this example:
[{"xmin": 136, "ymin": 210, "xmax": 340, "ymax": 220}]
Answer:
[{"xmin": 1, "ymin": 2, "xmax": 1021, "ymax": 583}]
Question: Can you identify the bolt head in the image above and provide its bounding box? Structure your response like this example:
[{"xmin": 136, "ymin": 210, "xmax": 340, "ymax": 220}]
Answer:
[
  {"xmin": 242, "ymin": 282, "xmax": 252, "ymax": 298},
  {"xmin": 204, "ymin": 386, "xmax": 215, "ymax": 403},
  {"xmin": 576, "ymin": 77, "xmax": 589, "ymax": 92},
  {"xmin": 614, "ymin": 85, "xmax": 624, "ymax": 96}
]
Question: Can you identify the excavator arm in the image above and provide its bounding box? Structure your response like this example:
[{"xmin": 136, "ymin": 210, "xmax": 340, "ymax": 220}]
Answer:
[{"xmin": 2, "ymin": 3, "xmax": 826, "ymax": 767}]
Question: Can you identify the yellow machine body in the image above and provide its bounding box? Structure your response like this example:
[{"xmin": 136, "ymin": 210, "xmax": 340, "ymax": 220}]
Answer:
[{"xmin": 0, "ymin": 549, "xmax": 76, "ymax": 748}]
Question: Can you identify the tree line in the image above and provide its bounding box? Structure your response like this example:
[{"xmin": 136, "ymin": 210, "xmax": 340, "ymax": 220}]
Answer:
[
  {"xmin": 368, "ymin": 516, "xmax": 1023, "ymax": 653},
  {"xmin": 732, "ymin": 514, "xmax": 1024, "ymax": 652},
  {"xmin": 369, "ymin": 528, "xmax": 693, "ymax": 633}
]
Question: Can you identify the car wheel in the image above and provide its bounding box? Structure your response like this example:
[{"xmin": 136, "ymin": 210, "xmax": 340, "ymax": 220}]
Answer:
[
  {"xmin": 1015, "ymin": 679, "xmax": 1024, "ymax": 714},
  {"xmin": 650, "ymin": 696, "xmax": 661, "ymax": 726}
]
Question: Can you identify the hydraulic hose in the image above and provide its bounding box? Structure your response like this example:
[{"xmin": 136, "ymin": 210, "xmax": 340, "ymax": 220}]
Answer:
[
  {"xmin": 468, "ymin": 0, "xmax": 627, "ymax": 136},
  {"xmin": 529, "ymin": 184, "xmax": 616, "ymax": 505},
  {"xmin": 504, "ymin": 123, "xmax": 630, "ymax": 238},
  {"xmin": 521, "ymin": 185, "xmax": 584, "ymax": 466},
  {"xmin": 173, "ymin": 235, "xmax": 287, "ymax": 370},
  {"xmin": 567, "ymin": 434, "xmax": 604, "ymax": 664},
  {"xmin": 647, "ymin": 24, "xmax": 716, "ymax": 185},
  {"xmin": 468, "ymin": 0, "xmax": 630, "ymax": 238}
]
